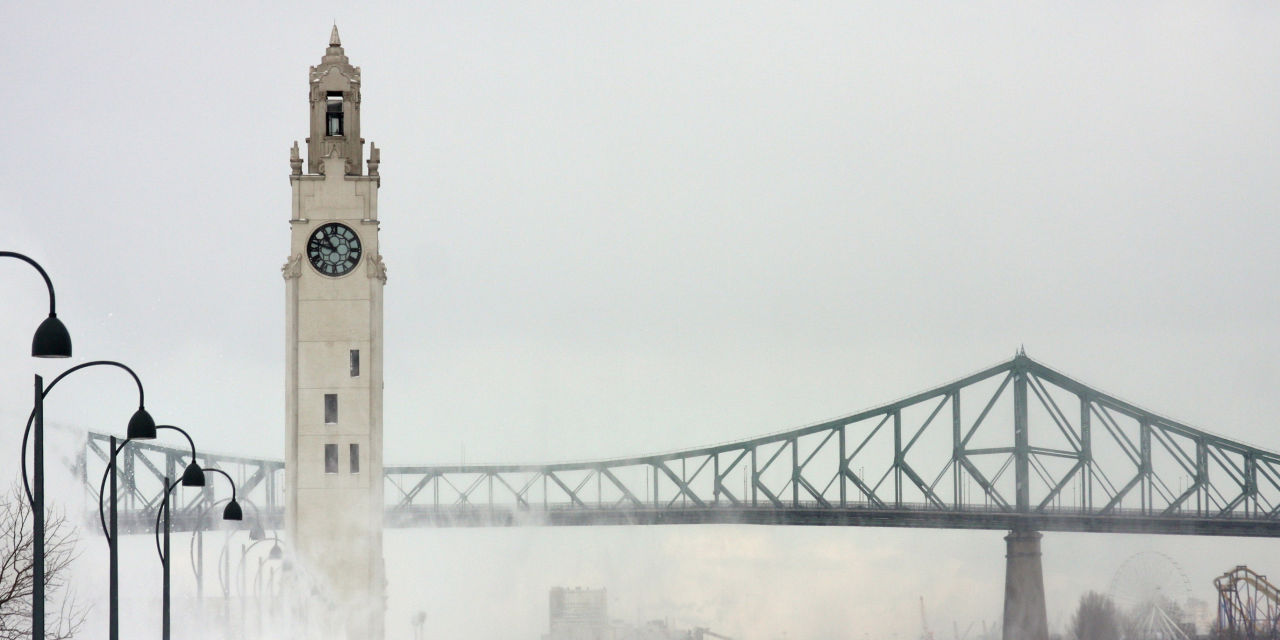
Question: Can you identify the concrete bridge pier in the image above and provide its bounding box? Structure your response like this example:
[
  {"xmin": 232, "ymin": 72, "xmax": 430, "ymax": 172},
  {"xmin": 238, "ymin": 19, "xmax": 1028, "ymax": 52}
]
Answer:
[{"xmin": 1002, "ymin": 528, "xmax": 1048, "ymax": 640}]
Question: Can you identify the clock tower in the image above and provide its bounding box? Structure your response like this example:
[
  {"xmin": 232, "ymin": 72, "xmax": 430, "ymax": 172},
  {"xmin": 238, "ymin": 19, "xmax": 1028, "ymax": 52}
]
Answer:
[{"xmin": 282, "ymin": 26, "xmax": 385, "ymax": 640}]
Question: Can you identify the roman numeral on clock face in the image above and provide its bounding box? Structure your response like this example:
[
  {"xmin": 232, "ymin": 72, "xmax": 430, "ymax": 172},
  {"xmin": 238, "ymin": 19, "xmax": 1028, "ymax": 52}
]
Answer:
[{"xmin": 307, "ymin": 222, "xmax": 362, "ymax": 277}]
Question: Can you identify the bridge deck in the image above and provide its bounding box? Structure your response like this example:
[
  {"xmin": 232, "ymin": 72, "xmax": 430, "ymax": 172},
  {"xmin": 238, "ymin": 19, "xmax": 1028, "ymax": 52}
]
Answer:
[{"xmin": 110, "ymin": 503, "xmax": 1279, "ymax": 537}]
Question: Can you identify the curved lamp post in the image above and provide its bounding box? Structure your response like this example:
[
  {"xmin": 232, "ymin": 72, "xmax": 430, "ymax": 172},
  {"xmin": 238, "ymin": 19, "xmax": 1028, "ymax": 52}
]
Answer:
[
  {"xmin": 95, "ymin": 424, "xmax": 203, "ymax": 640},
  {"xmin": 181, "ymin": 488, "xmax": 270, "ymax": 637},
  {"xmin": 186, "ymin": 497, "xmax": 261, "ymax": 602},
  {"xmin": 154, "ymin": 467, "xmax": 239, "ymax": 640},
  {"xmin": 4, "ymin": 251, "xmax": 72, "ymax": 640},
  {"xmin": 1, "ymin": 251, "xmax": 72, "ymax": 358},
  {"xmin": 19, "ymin": 360, "xmax": 151, "ymax": 640},
  {"xmin": 243, "ymin": 536, "xmax": 284, "ymax": 593},
  {"xmin": 231, "ymin": 513, "xmax": 280, "ymax": 594},
  {"xmin": 207, "ymin": 498, "xmax": 273, "ymax": 639},
  {"xmin": 236, "ymin": 533, "xmax": 285, "ymax": 636},
  {"xmin": 96, "ymin": 425, "xmax": 204, "ymax": 536},
  {"xmin": 214, "ymin": 498, "xmax": 270, "ymax": 596}
]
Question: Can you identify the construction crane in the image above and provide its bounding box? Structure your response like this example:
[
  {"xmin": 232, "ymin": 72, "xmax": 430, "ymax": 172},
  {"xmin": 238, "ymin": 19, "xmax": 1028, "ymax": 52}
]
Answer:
[
  {"xmin": 920, "ymin": 596, "xmax": 934, "ymax": 640},
  {"xmin": 692, "ymin": 628, "xmax": 732, "ymax": 640}
]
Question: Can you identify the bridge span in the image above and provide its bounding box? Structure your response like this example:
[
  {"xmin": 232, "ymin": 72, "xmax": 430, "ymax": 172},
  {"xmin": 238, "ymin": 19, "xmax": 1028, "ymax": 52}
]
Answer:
[{"xmin": 85, "ymin": 354, "xmax": 1280, "ymax": 537}]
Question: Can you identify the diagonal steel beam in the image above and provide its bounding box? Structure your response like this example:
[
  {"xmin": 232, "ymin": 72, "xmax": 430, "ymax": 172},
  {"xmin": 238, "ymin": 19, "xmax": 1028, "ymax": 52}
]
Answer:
[
  {"xmin": 493, "ymin": 473, "xmax": 533, "ymax": 508},
  {"xmin": 546, "ymin": 472, "xmax": 587, "ymax": 507},
  {"xmin": 658, "ymin": 461, "xmax": 706, "ymax": 508},
  {"xmin": 599, "ymin": 468, "xmax": 643, "ymax": 507},
  {"xmin": 961, "ymin": 372, "xmax": 1013, "ymax": 448},
  {"xmin": 841, "ymin": 467, "xmax": 885, "ymax": 508}
]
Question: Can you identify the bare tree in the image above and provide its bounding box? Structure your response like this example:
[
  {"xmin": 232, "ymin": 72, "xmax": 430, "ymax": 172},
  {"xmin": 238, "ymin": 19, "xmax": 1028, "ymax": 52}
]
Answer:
[
  {"xmin": 0, "ymin": 484, "xmax": 86, "ymax": 640},
  {"xmin": 1069, "ymin": 591, "xmax": 1122, "ymax": 640}
]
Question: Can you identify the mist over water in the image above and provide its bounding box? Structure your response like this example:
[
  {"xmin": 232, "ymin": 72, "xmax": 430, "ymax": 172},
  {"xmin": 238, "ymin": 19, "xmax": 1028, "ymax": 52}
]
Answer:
[{"xmin": 4, "ymin": 2, "xmax": 1280, "ymax": 639}]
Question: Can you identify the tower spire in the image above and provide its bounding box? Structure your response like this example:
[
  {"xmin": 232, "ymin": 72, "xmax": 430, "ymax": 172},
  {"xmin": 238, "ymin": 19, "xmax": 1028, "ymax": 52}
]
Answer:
[{"xmin": 307, "ymin": 26, "xmax": 362, "ymax": 175}]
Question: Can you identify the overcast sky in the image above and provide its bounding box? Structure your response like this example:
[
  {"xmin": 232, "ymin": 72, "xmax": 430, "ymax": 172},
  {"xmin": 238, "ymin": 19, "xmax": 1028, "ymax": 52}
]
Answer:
[{"xmin": 2, "ymin": 2, "xmax": 1279, "ymax": 638}]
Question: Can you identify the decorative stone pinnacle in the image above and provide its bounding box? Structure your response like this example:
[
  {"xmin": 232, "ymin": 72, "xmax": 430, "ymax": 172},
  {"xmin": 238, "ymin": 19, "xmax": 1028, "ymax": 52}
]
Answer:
[
  {"xmin": 330, "ymin": 24, "xmax": 341, "ymax": 47},
  {"xmin": 367, "ymin": 142, "xmax": 380, "ymax": 177}
]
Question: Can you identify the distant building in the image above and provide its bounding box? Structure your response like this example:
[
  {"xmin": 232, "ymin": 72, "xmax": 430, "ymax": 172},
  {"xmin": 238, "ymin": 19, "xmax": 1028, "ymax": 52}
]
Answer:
[{"xmin": 545, "ymin": 588, "xmax": 613, "ymax": 640}]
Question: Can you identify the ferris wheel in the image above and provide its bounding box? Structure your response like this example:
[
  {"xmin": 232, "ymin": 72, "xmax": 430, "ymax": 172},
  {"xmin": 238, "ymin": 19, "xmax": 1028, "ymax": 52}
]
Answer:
[{"xmin": 1107, "ymin": 551, "xmax": 1195, "ymax": 640}]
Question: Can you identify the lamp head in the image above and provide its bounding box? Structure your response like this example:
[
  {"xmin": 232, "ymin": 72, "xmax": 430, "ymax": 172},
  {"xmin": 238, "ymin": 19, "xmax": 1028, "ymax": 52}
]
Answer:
[
  {"xmin": 250, "ymin": 523, "xmax": 265, "ymax": 541},
  {"xmin": 180, "ymin": 461, "xmax": 206, "ymax": 487},
  {"xmin": 31, "ymin": 314, "xmax": 71, "ymax": 358},
  {"xmin": 222, "ymin": 500, "xmax": 243, "ymax": 521},
  {"xmin": 126, "ymin": 407, "xmax": 156, "ymax": 440},
  {"xmin": 269, "ymin": 542, "xmax": 283, "ymax": 560}
]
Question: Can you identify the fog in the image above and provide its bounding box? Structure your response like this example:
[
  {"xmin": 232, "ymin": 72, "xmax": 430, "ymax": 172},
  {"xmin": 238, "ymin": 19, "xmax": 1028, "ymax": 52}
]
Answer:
[{"xmin": 2, "ymin": 2, "xmax": 1279, "ymax": 638}]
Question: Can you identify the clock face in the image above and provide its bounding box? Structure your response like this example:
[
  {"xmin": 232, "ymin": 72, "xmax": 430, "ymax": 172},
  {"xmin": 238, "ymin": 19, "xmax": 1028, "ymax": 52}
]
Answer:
[{"xmin": 307, "ymin": 223, "xmax": 363, "ymax": 277}]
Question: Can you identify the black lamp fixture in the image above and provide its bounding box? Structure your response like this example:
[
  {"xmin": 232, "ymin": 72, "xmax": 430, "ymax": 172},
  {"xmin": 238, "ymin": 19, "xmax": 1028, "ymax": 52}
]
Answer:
[
  {"xmin": 181, "ymin": 461, "xmax": 206, "ymax": 487},
  {"xmin": 1, "ymin": 251, "xmax": 72, "ymax": 358},
  {"xmin": 268, "ymin": 542, "xmax": 283, "ymax": 561},
  {"xmin": 32, "ymin": 314, "xmax": 72, "ymax": 358},
  {"xmin": 127, "ymin": 407, "xmax": 157, "ymax": 440}
]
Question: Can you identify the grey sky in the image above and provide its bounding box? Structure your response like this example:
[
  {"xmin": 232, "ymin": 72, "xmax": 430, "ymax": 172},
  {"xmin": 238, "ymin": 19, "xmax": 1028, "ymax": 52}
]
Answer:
[{"xmin": 2, "ymin": 2, "xmax": 1278, "ymax": 638}]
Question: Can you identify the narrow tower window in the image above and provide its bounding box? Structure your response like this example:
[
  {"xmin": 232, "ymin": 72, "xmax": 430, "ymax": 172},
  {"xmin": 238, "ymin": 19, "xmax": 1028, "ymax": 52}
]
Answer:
[
  {"xmin": 326, "ymin": 91, "xmax": 344, "ymax": 136},
  {"xmin": 324, "ymin": 444, "xmax": 338, "ymax": 474},
  {"xmin": 349, "ymin": 349, "xmax": 360, "ymax": 377},
  {"xmin": 349, "ymin": 443, "xmax": 360, "ymax": 473},
  {"xmin": 324, "ymin": 393, "xmax": 338, "ymax": 424}
]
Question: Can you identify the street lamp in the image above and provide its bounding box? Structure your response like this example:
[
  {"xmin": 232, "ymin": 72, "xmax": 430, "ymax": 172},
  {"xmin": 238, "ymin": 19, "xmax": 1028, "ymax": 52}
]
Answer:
[
  {"xmin": 94, "ymin": 424, "xmax": 205, "ymax": 640},
  {"xmin": 209, "ymin": 498, "xmax": 274, "ymax": 640},
  {"xmin": 237, "ymin": 534, "xmax": 284, "ymax": 592},
  {"xmin": 186, "ymin": 494, "xmax": 269, "ymax": 639},
  {"xmin": 187, "ymin": 497, "xmax": 268, "ymax": 603},
  {"xmin": 236, "ymin": 533, "xmax": 286, "ymax": 636},
  {"xmin": 95, "ymin": 424, "xmax": 205, "ymax": 533},
  {"xmin": 18, "ymin": 360, "xmax": 151, "ymax": 640},
  {"xmin": 4, "ymin": 250, "xmax": 73, "ymax": 640},
  {"xmin": 155, "ymin": 467, "xmax": 240, "ymax": 640},
  {"xmin": 1, "ymin": 251, "xmax": 72, "ymax": 358}
]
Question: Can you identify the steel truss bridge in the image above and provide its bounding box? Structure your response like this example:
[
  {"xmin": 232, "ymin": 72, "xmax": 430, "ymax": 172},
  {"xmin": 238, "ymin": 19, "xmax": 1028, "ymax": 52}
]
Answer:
[{"xmin": 84, "ymin": 355, "xmax": 1280, "ymax": 537}]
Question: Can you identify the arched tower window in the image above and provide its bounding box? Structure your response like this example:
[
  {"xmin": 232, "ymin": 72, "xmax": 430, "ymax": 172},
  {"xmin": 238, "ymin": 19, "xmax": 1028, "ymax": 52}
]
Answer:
[{"xmin": 326, "ymin": 91, "xmax": 344, "ymax": 136}]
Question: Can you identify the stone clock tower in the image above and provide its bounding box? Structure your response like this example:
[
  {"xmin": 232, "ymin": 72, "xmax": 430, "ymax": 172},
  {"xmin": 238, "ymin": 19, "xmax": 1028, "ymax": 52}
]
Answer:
[{"xmin": 282, "ymin": 27, "xmax": 385, "ymax": 640}]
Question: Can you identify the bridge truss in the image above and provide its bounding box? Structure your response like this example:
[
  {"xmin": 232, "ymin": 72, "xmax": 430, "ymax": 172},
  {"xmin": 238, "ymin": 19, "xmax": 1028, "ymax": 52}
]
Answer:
[{"xmin": 84, "ymin": 355, "xmax": 1280, "ymax": 536}]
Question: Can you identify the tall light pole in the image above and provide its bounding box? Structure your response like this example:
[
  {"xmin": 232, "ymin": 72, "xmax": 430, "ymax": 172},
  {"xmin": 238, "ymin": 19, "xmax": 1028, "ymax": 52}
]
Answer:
[
  {"xmin": 95, "ymin": 425, "xmax": 205, "ymax": 640},
  {"xmin": 154, "ymin": 466, "xmax": 241, "ymax": 640},
  {"xmin": 19, "ymin": 361, "xmax": 152, "ymax": 640},
  {"xmin": 206, "ymin": 497, "xmax": 270, "ymax": 639},
  {"xmin": 231, "ymin": 529, "xmax": 283, "ymax": 637},
  {"xmin": 3, "ymin": 250, "xmax": 73, "ymax": 640}
]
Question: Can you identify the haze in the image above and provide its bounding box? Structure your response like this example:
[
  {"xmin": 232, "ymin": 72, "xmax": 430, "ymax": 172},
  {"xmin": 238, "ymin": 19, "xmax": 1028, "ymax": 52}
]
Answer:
[{"xmin": 2, "ymin": 2, "xmax": 1278, "ymax": 638}]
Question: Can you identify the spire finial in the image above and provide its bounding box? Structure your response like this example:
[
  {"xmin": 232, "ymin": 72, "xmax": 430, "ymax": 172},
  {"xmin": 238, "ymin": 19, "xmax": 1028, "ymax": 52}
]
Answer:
[{"xmin": 330, "ymin": 24, "xmax": 341, "ymax": 47}]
